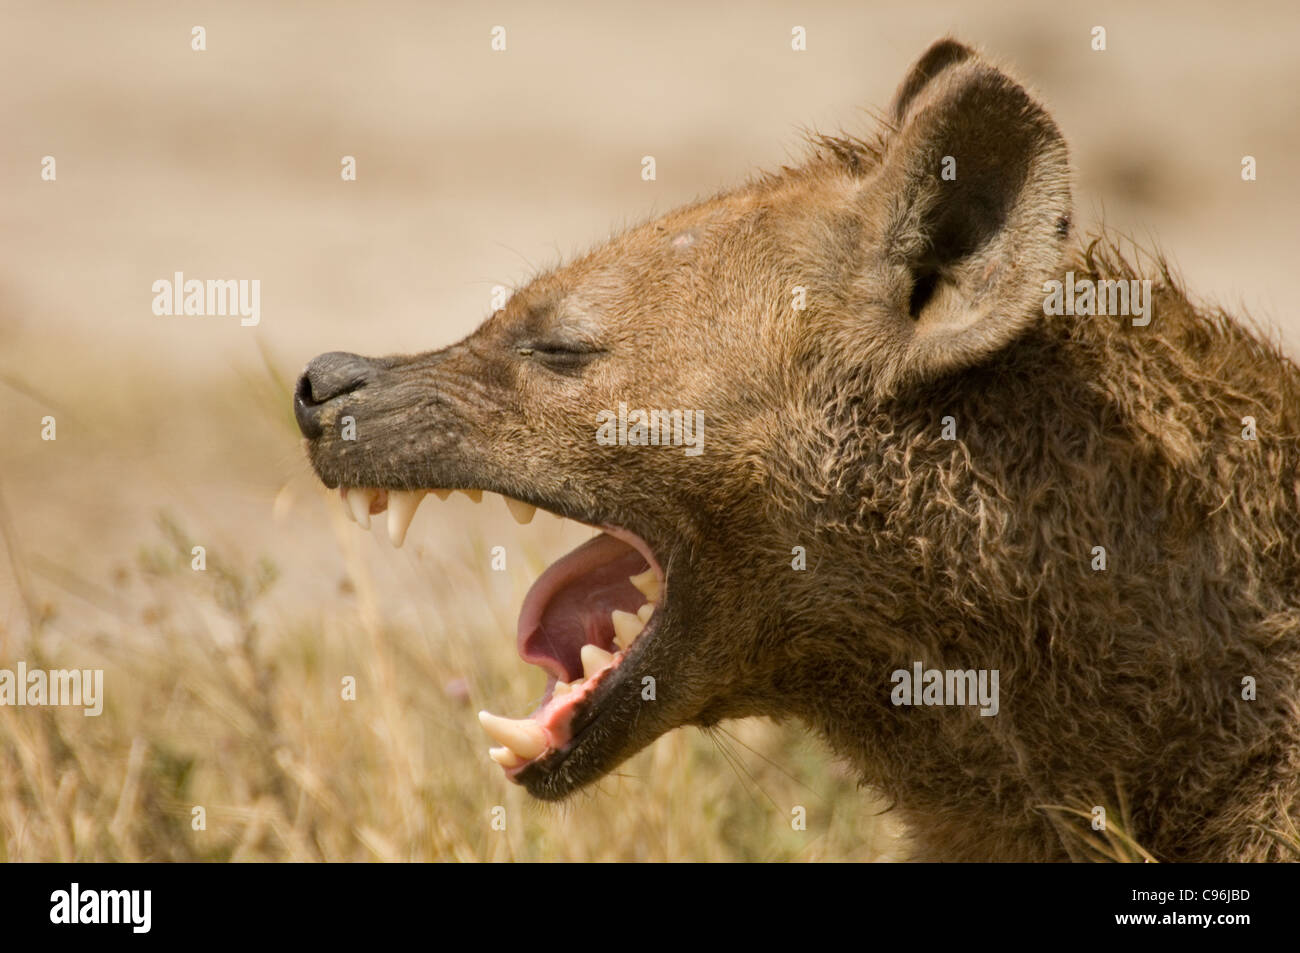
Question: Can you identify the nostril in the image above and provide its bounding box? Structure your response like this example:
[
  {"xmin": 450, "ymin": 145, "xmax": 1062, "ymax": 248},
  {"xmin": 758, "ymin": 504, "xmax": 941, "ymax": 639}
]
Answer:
[
  {"xmin": 293, "ymin": 373, "xmax": 325, "ymax": 440},
  {"xmin": 294, "ymin": 371, "xmax": 315, "ymax": 406},
  {"xmin": 301, "ymin": 351, "xmax": 376, "ymax": 404},
  {"xmin": 293, "ymin": 351, "xmax": 377, "ymax": 440}
]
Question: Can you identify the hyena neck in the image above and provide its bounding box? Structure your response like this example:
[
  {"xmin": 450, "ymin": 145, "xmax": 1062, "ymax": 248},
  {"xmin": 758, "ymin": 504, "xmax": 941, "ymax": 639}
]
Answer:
[
  {"xmin": 757, "ymin": 320, "xmax": 1092, "ymax": 857},
  {"xmin": 771, "ymin": 287, "xmax": 1300, "ymax": 860},
  {"xmin": 770, "ymin": 561, "xmax": 1063, "ymax": 859}
]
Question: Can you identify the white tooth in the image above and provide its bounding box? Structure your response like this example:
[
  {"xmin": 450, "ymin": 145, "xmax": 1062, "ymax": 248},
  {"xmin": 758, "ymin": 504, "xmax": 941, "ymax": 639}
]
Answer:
[
  {"xmin": 460, "ymin": 489, "xmax": 483, "ymax": 503},
  {"xmin": 431, "ymin": 489, "xmax": 451, "ymax": 500},
  {"xmin": 504, "ymin": 497, "xmax": 537, "ymax": 524},
  {"xmin": 581, "ymin": 644, "xmax": 615, "ymax": 679},
  {"xmin": 347, "ymin": 487, "xmax": 375, "ymax": 529},
  {"xmin": 637, "ymin": 603, "xmax": 654, "ymax": 624},
  {"xmin": 629, "ymin": 568, "xmax": 660, "ymax": 602},
  {"xmin": 340, "ymin": 488, "xmax": 355, "ymax": 522},
  {"xmin": 489, "ymin": 746, "xmax": 520, "ymax": 768},
  {"xmin": 553, "ymin": 680, "xmax": 572, "ymax": 696},
  {"xmin": 611, "ymin": 610, "xmax": 645, "ymax": 650},
  {"xmin": 386, "ymin": 489, "xmax": 427, "ymax": 547},
  {"xmin": 477, "ymin": 711, "xmax": 547, "ymax": 760}
]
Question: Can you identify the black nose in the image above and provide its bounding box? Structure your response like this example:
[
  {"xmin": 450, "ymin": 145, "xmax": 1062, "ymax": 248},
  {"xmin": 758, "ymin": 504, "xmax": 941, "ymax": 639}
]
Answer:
[{"xmin": 294, "ymin": 351, "xmax": 378, "ymax": 439}]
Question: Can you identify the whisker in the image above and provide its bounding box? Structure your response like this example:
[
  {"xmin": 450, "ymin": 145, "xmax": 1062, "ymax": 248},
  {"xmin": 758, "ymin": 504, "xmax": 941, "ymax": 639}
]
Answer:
[
  {"xmin": 714, "ymin": 723, "xmax": 827, "ymax": 804},
  {"xmin": 704, "ymin": 727, "xmax": 780, "ymax": 816}
]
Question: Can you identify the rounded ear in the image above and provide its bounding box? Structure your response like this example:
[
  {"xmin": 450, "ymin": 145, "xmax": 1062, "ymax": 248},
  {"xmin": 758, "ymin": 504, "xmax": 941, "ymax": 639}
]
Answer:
[
  {"xmin": 890, "ymin": 38, "xmax": 978, "ymax": 125},
  {"xmin": 858, "ymin": 39, "xmax": 1073, "ymax": 395}
]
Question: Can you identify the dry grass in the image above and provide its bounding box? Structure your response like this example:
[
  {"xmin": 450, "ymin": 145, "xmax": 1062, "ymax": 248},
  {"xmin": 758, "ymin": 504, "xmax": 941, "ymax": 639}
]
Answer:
[
  {"xmin": 0, "ymin": 359, "xmax": 903, "ymax": 863},
  {"xmin": 1039, "ymin": 801, "xmax": 1161, "ymax": 863}
]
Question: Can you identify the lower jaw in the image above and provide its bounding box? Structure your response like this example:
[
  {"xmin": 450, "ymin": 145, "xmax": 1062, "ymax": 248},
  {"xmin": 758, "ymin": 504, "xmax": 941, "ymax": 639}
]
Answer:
[
  {"xmin": 511, "ymin": 701, "xmax": 643, "ymax": 798},
  {"xmin": 482, "ymin": 639, "xmax": 642, "ymax": 779}
]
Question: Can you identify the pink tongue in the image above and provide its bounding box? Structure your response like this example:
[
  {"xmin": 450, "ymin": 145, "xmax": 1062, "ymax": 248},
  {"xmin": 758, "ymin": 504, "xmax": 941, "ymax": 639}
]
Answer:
[{"xmin": 517, "ymin": 533, "xmax": 649, "ymax": 682}]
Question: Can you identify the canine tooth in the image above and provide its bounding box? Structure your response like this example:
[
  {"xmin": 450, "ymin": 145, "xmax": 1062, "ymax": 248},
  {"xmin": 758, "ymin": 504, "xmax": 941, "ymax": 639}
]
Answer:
[
  {"xmin": 347, "ymin": 487, "xmax": 375, "ymax": 529},
  {"xmin": 504, "ymin": 497, "xmax": 537, "ymax": 524},
  {"xmin": 611, "ymin": 610, "xmax": 645, "ymax": 650},
  {"xmin": 581, "ymin": 644, "xmax": 615, "ymax": 678},
  {"xmin": 637, "ymin": 603, "xmax": 654, "ymax": 624},
  {"xmin": 340, "ymin": 488, "xmax": 355, "ymax": 522},
  {"xmin": 629, "ymin": 568, "xmax": 660, "ymax": 602},
  {"xmin": 386, "ymin": 489, "xmax": 427, "ymax": 547},
  {"xmin": 489, "ymin": 746, "xmax": 520, "ymax": 768},
  {"xmin": 431, "ymin": 489, "xmax": 451, "ymax": 500},
  {"xmin": 477, "ymin": 711, "xmax": 547, "ymax": 760},
  {"xmin": 553, "ymin": 680, "xmax": 572, "ymax": 696},
  {"xmin": 460, "ymin": 489, "xmax": 483, "ymax": 503}
]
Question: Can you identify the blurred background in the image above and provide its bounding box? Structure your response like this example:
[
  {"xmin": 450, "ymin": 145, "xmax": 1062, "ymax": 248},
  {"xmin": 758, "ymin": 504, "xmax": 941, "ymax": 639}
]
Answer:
[{"xmin": 1, "ymin": 0, "xmax": 1296, "ymax": 861}]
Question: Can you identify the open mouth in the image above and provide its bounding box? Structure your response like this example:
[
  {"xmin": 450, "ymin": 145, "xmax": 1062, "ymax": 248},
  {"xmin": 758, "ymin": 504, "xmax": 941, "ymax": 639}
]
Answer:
[{"xmin": 333, "ymin": 486, "xmax": 664, "ymax": 780}]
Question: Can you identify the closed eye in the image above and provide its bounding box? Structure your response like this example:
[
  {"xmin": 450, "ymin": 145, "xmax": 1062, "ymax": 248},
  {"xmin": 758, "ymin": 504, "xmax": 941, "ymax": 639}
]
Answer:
[{"xmin": 515, "ymin": 340, "xmax": 604, "ymax": 372}]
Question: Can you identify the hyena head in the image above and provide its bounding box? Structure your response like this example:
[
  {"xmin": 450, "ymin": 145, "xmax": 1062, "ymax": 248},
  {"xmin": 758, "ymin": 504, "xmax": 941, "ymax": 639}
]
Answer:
[{"xmin": 295, "ymin": 40, "xmax": 1071, "ymax": 800}]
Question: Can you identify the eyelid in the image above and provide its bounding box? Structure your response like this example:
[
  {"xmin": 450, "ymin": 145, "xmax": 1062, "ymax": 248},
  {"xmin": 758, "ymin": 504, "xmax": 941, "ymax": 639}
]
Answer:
[
  {"xmin": 516, "ymin": 342, "xmax": 604, "ymax": 373},
  {"xmin": 518, "ymin": 338, "xmax": 601, "ymax": 355}
]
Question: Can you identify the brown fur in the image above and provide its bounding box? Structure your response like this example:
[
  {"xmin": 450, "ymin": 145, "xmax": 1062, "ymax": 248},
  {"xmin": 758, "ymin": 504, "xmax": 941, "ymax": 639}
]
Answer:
[{"xmin": 298, "ymin": 40, "xmax": 1300, "ymax": 861}]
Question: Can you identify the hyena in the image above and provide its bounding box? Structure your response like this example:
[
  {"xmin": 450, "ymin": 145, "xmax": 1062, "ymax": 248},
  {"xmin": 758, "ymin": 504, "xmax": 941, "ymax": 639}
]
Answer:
[{"xmin": 295, "ymin": 40, "xmax": 1300, "ymax": 861}]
